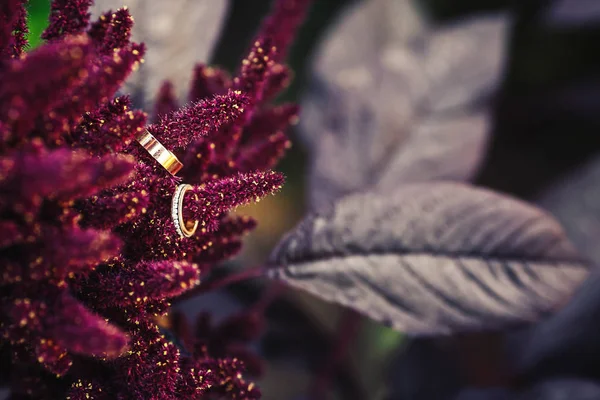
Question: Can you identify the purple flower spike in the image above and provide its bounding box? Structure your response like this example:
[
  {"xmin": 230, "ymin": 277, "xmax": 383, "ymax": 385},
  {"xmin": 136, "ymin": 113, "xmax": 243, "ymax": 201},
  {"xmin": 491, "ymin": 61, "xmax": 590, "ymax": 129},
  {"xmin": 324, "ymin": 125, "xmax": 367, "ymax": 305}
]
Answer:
[
  {"xmin": 82, "ymin": 260, "xmax": 200, "ymax": 309},
  {"xmin": 73, "ymin": 98, "xmax": 147, "ymax": 155},
  {"xmin": 242, "ymin": 104, "xmax": 299, "ymax": 143},
  {"xmin": 262, "ymin": 63, "xmax": 293, "ymax": 102},
  {"xmin": 185, "ymin": 171, "xmax": 284, "ymax": 231},
  {"xmin": 0, "ymin": 148, "xmax": 135, "ymax": 207},
  {"xmin": 67, "ymin": 379, "xmax": 111, "ymax": 400},
  {"xmin": 42, "ymin": 0, "xmax": 93, "ymax": 41},
  {"xmin": 96, "ymin": 7, "xmax": 134, "ymax": 55},
  {"xmin": 78, "ymin": 188, "xmax": 150, "ymax": 229},
  {"xmin": 44, "ymin": 42, "xmax": 145, "ymax": 142},
  {"xmin": 0, "ymin": 0, "xmax": 28, "ymax": 59},
  {"xmin": 234, "ymin": 37, "xmax": 277, "ymax": 102},
  {"xmin": 235, "ymin": 131, "xmax": 290, "ymax": 172},
  {"xmin": 0, "ymin": 35, "xmax": 93, "ymax": 140},
  {"xmin": 188, "ymin": 215, "xmax": 257, "ymax": 266},
  {"xmin": 149, "ymin": 89, "xmax": 250, "ymax": 150},
  {"xmin": 196, "ymin": 357, "xmax": 261, "ymax": 399},
  {"xmin": 189, "ymin": 64, "xmax": 231, "ymax": 102},
  {"xmin": 114, "ymin": 321, "xmax": 181, "ymax": 399},
  {"xmin": 258, "ymin": 0, "xmax": 313, "ymax": 63},
  {"xmin": 153, "ymin": 80, "xmax": 178, "ymax": 121},
  {"xmin": 47, "ymin": 290, "xmax": 129, "ymax": 358}
]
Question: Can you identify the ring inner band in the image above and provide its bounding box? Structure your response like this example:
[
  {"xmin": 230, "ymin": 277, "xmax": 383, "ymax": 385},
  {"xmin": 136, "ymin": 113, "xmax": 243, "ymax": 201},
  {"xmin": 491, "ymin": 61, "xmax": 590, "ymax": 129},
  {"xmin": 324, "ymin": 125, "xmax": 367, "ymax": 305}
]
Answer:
[{"xmin": 136, "ymin": 130, "xmax": 183, "ymax": 176}]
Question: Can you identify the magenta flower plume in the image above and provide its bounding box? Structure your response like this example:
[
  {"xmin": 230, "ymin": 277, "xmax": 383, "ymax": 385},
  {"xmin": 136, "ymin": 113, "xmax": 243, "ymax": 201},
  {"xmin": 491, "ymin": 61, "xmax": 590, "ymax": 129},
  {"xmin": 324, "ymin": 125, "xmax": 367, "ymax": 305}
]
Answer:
[
  {"xmin": 0, "ymin": 0, "xmax": 312, "ymax": 398},
  {"xmin": 0, "ymin": 0, "xmax": 28, "ymax": 59},
  {"xmin": 0, "ymin": 0, "xmax": 141, "ymax": 383},
  {"xmin": 154, "ymin": 80, "xmax": 178, "ymax": 121},
  {"xmin": 148, "ymin": 89, "xmax": 249, "ymax": 150},
  {"xmin": 42, "ymin": 0, "xmax": 93, "ymax": 41}
]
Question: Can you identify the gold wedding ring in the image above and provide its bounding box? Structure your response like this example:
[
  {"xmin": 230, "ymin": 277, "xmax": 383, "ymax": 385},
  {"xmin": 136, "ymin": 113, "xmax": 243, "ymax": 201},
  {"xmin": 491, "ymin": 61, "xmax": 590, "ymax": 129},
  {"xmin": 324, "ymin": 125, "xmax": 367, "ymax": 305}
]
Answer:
[
  {"xmin": 136, "ymin": 129, "xmax": 183, "ymax": 176},
  {"xmin": 171, "ymin": 184, "xmax": 199, "ymax": 238}
]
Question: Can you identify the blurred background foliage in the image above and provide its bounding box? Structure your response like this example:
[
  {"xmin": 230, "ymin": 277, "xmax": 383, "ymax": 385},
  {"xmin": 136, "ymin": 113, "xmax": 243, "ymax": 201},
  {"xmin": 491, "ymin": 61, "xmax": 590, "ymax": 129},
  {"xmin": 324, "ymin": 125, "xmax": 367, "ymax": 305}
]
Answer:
[{"xmin": 23, "ymin": 1, "xmax": 600, "ymax": 398}]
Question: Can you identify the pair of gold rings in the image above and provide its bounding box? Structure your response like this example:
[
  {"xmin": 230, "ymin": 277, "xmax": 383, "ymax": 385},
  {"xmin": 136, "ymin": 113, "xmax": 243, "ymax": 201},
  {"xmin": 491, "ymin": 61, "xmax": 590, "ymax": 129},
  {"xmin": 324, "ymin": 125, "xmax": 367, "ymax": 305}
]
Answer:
[{"xmin": 136, "ymin": 130, "xmax": 198, "ymax": 238}]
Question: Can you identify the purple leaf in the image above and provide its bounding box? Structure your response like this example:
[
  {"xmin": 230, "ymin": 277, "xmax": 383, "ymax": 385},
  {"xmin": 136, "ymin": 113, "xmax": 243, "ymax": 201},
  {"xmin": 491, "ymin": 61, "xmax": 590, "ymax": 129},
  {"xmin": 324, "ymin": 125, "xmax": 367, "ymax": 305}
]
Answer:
[
  {"xmin": 504, "ymin": 157, "xmax": 600, "ymax": 381},
  {"xmin": 300, "ymin": 0, "xmax": 508, "ymax": 209},
  {"xmin": 388, "ymin": 338, "xmax": 462, "ymax": 399},
  {"xmin": 506, "ymin": 267, "xmax": 600, "ymax": 381},
  {"xmin": 536, "ymin": 156, "xmax": 600, "ymax": 265},
  {"xmin": 268, "ymin": 182, "xmax": 589, "ymax": 335},
  {"xmin": 543, "ymin": 0, "xmax": 600, "ymax": 27},
  {"xmin": 455, "ymin": 388, "xmax": 512, "ymax": 400},
  {"xmin": 516, "ymin": 379, "xmax": 600, "ymax": 399}
]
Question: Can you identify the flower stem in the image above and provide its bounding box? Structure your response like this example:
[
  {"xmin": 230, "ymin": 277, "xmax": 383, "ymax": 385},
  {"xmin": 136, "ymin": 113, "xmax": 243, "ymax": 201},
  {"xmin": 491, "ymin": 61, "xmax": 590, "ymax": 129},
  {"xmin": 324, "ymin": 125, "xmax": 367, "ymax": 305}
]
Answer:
[
  {"xmin": 174, "ymin": 265, "xmax": 265, "ymax": 303},
  {"xmin": 310, "ymin": 309, "xmax": 362, "ymax": 399},
  {"xmin": 251, "ymin": 282, "xmax": 285, "ymax": 314}
]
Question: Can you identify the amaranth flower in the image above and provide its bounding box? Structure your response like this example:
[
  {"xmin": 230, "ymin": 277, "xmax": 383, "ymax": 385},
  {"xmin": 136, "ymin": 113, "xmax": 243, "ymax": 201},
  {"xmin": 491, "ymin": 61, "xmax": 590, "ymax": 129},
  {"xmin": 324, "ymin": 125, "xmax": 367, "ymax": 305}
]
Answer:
[{"xmin": 0, "ymin": 0, "xmax": 312, "ymax": 398}]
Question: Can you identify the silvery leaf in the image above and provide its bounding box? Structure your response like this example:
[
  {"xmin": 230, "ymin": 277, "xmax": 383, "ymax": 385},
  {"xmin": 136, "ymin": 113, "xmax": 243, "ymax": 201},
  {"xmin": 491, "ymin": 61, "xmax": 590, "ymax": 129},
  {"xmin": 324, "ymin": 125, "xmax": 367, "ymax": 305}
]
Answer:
[
  {"xmin": 300, "ymin": 0, "xmax": 508, "ymax": 209},
  {"xmin": 91, "ymin": 0, "xmax": 229, "ymax": 108},
  {"xmin": 268, "ymin": 182, "xmax": 589, "ymax": 335}
]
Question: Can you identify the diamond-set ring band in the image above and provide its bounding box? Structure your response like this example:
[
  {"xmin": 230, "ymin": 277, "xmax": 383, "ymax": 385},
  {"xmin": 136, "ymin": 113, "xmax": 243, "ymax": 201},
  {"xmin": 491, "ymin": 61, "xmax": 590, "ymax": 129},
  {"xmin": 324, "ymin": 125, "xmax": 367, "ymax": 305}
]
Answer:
[{"xmin": 171, "ymin": 184, "xmax": 199, "ymax": 238}]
